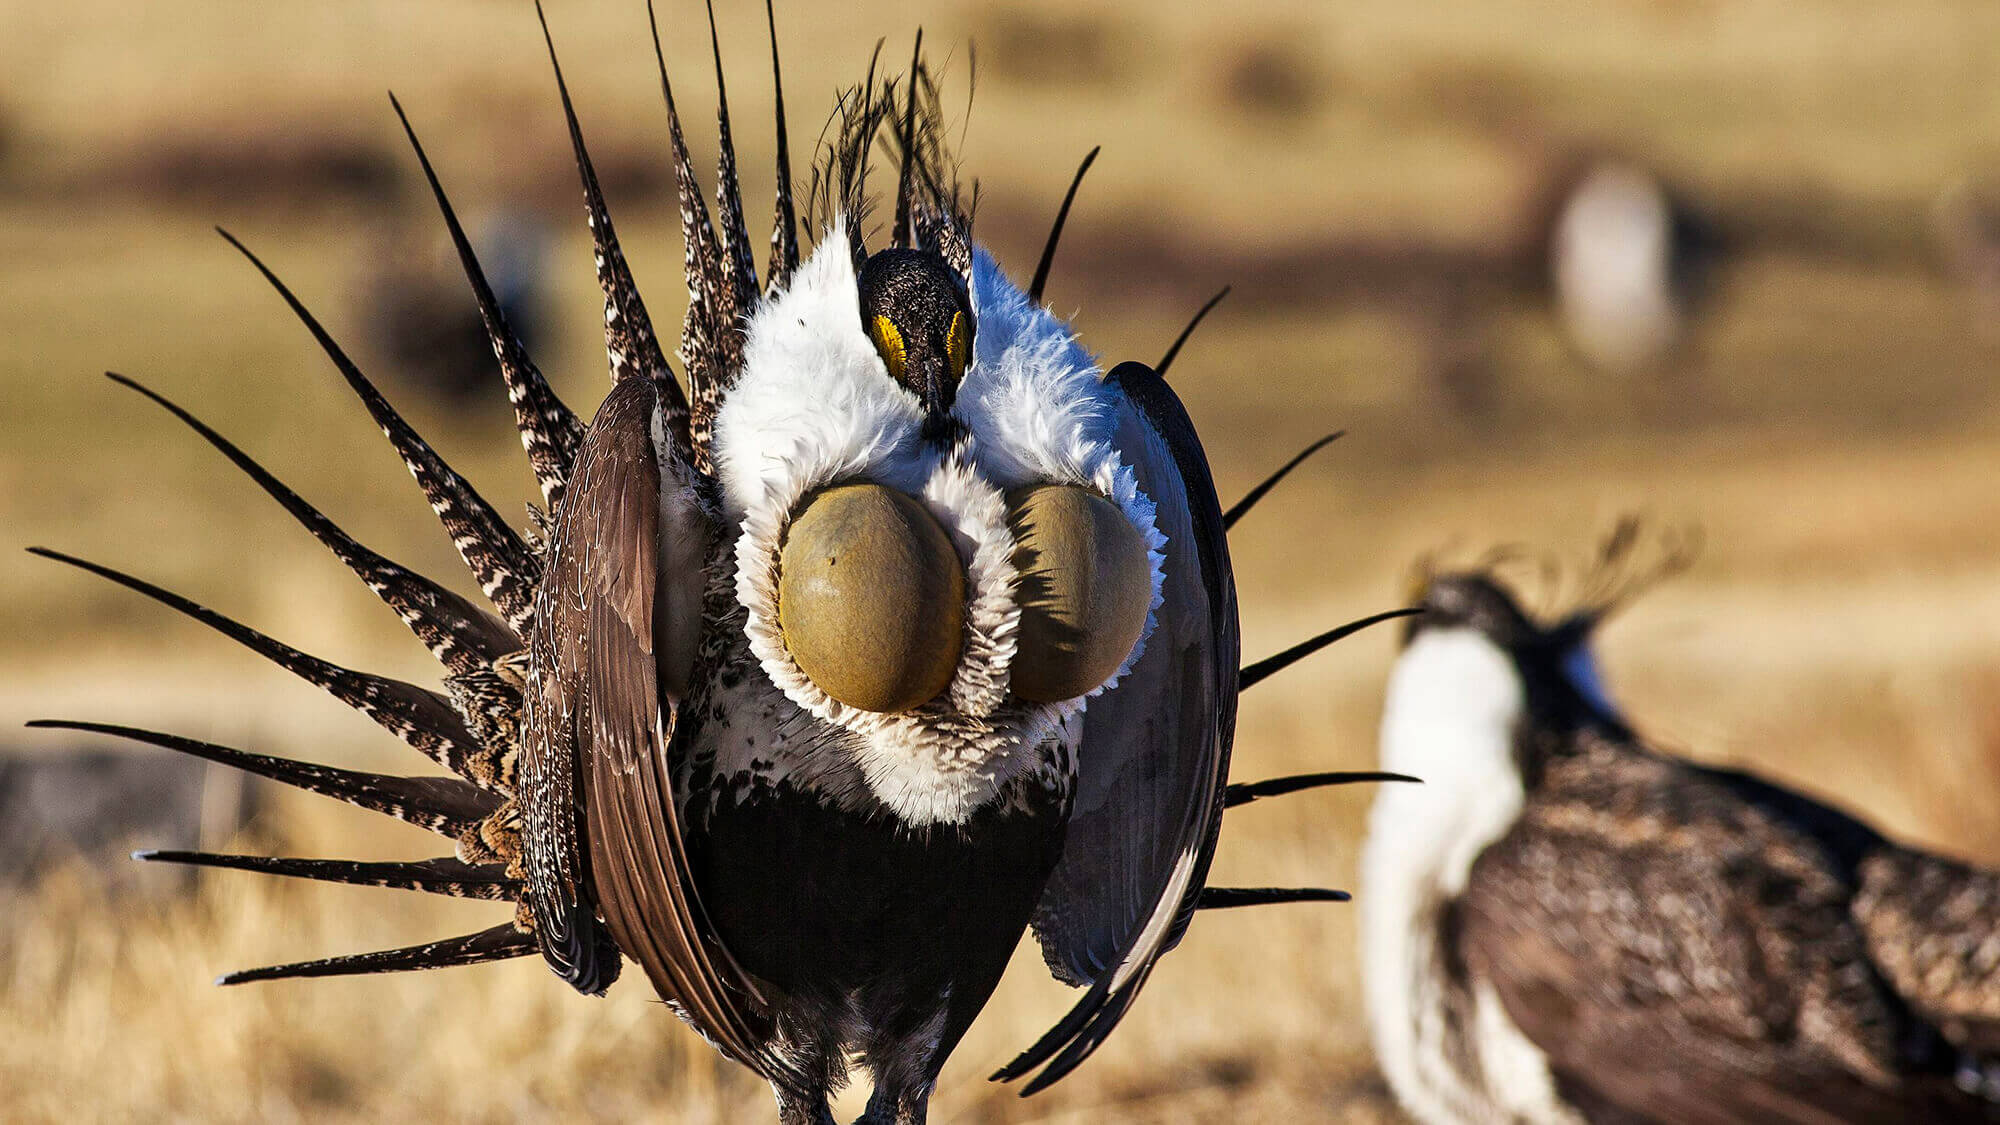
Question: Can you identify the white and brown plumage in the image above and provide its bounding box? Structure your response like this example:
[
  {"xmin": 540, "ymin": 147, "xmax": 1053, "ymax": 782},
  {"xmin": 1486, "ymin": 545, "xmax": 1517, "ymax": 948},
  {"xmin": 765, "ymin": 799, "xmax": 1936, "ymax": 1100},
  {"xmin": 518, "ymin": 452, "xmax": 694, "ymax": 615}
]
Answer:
[
  {"xmin": 1363, "ymin": 538, "xmax": 2000, "ymax": 1124},
  {"xmin": 31, "ymin": 5, "xmax": 1399, "ymax": 1122}
]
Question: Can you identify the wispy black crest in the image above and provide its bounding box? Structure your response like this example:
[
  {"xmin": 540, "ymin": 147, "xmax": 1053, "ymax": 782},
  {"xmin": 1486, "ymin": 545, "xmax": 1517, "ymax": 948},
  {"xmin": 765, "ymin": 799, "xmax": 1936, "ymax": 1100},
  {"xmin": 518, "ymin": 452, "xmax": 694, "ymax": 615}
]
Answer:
[
  {"xmin": 1224, "ymin": 771, "xmax": 1420, "ymax": 808},
  {"xmin": 804, "ymin": 37, "xmax": 975, "ymax": 276},
  {"xmin": 808, "ymin": 42, "xmax": 893, "ymax": 268},
  {"xmin": 1196, "ymin": 887, "xmax": 1350, "ymax": 909}
]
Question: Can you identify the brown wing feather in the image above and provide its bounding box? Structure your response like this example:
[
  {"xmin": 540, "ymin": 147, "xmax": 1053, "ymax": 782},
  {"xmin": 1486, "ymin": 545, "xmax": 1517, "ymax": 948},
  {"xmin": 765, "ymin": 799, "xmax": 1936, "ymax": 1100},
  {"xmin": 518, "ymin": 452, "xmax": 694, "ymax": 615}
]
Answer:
[
  {"xmin": 1000, "ymin": 360, "xmax": 1238, "ymax": 1094},
  {"xmin": 523, "ymin": 375, "xmax": 801, "ymax": 1090},
  {"xmin": 1856, "ymin": 848, "xmax": 2000, "ymax": 1056},
  {"xmin": 1461, "ymin": 743, "xmax": 1997, "ymax": 1123}
]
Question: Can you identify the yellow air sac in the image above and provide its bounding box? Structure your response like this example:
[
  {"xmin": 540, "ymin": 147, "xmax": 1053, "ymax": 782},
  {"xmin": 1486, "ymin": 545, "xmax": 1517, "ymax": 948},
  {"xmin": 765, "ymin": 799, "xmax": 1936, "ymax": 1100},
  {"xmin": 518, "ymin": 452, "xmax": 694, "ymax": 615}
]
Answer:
[
  {"xmin": 778, "ymin": 484, "xmax": 965, "ymax": 713},
  {"xmin": 1007, "ymin": 484, "xmax": 1152, "ymax": 703}
]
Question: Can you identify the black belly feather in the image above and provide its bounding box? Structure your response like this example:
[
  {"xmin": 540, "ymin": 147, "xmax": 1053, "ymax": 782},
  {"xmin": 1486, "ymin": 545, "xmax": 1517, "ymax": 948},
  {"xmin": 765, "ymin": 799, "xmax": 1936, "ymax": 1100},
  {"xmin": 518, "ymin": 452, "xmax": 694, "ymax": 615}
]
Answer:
[{"xmin": 691, "ymin": 775, "xmax": 1070, "ymax": 1052}]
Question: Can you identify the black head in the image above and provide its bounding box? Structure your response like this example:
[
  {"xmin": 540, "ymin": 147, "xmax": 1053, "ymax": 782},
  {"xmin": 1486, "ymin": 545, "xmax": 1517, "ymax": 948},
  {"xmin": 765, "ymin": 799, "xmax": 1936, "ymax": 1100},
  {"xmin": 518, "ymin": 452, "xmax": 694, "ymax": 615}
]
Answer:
[
  {"xmin": 1406, "ymin": 571, "xmax": 1624, "ymax": 739},
  {"xmin": 858, "ymin": 248, "xmax": 974, "ymax": 441}
]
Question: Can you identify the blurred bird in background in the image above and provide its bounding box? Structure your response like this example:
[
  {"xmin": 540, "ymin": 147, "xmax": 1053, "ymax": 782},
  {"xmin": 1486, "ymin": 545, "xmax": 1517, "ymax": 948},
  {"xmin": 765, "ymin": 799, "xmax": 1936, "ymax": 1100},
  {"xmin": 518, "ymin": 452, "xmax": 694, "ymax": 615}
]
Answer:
[{"xmin": 1363, "ymin": 527, "xmax": 2000, "ymax": 1124}]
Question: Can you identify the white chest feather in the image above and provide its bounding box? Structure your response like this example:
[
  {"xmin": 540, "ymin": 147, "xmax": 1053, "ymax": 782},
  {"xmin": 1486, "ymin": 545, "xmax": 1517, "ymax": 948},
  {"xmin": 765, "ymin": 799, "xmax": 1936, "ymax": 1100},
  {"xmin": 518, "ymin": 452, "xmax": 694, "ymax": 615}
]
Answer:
[
  {"xmin": 1362, "ymin": 628, "xmax": 1579, "ymax": 1125},
  {"xmin": 701, "ymin": 229, "xmax": 1163, "ymax": 825}
]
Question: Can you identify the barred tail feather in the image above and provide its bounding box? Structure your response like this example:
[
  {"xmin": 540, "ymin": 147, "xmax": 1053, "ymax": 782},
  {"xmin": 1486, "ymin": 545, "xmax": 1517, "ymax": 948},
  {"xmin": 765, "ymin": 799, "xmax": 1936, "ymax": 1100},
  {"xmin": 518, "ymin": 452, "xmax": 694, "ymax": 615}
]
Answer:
[
  {"xmin": 703, "ymin": 0, "xmax": 760, "ymax": 310},
  {"xmin": 217, "ymin": 922, "xmax": 536, "ymax": 986},
  {"xmin": 389, "ymin": 94, "xmax": 585, "ymax": 512},
  {"xmin": 216, "ymin": 230, "xmax": 542, "ymax": 631},
  {"xmin": 26, "ymin": 720, "xmax": 498, "ymax": 838},
  {"xmin": 538, "ymin": 2, "xmax": 684, "ymax": 408},
  {"xmin": 643, "ymin": 0, "xmax": 737, "ymax": 470},
  {"xmin": 26, "ymin": 549, "xmax": 496, "ymax": 788},
  {"xmin": 137, "ymin": 850, "xmax": 520, "ymax": 902},
  {"xmin": 105, "ymin": 373, "xmax": 517, "ymax": 676}
]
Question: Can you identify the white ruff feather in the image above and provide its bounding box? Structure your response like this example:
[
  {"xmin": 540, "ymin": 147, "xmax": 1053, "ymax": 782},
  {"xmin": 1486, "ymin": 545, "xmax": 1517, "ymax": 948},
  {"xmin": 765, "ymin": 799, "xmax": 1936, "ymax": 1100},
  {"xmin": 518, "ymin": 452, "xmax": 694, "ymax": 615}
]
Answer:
[
  {"xmin": 709, "ymin": 228, "xmax": 1164, "ymax": 825},
  {"xmin": 1362, "ymin": 627, "xmax": 1579, "ymax": 1125}
]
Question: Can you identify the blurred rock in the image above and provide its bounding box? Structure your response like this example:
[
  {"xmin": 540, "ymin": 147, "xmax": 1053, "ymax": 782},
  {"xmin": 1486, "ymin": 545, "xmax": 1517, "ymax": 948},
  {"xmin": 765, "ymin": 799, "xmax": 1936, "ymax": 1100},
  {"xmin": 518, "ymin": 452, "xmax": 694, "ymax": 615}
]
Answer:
[
  {"xmin": 975, "ymin": 10, "xmax": 1119, "ymax": 87},
  {"xmin": 1933, "ymin": 176, "xmax": 2000, "ymax": 340},
  {"xmin": 362, "ymin": 209, "xmax": 553, "ymax": 401},
  {"xmin": 1217, "ymin": 37, "xmax": 1326, "ymax": 121},
  {"xmin": 0, "ymin": 746, "xmax": 259, "ymax": 894}
]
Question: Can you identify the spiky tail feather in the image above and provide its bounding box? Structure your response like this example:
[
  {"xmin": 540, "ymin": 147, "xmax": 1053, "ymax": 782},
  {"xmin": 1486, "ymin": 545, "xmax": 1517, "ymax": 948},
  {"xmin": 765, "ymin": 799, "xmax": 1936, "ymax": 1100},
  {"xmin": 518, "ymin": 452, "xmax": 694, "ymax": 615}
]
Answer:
[{"xmin": 30, "ymin": 0, "xmax": 830, "ymax": 993}]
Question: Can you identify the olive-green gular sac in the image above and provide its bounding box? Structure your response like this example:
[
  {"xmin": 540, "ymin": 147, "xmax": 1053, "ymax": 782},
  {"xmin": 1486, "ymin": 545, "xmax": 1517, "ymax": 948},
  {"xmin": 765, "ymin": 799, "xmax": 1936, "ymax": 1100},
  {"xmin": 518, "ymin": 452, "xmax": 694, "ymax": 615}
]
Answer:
[
  {"xmin": 1004, "ymin": 484, "xmax": 1152, "ymax": 704},
  {"xmin": 776, "ymin": 484, "xmax": 965, "ymax": 714}
]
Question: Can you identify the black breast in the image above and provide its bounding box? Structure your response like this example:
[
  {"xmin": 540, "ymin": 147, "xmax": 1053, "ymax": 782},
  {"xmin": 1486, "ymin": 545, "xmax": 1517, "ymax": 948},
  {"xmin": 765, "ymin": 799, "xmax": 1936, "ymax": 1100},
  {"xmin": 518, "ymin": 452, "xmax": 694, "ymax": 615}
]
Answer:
[{"xmin": 688, "ymin": 774, "xmax": 1070, "ymax": 1047}]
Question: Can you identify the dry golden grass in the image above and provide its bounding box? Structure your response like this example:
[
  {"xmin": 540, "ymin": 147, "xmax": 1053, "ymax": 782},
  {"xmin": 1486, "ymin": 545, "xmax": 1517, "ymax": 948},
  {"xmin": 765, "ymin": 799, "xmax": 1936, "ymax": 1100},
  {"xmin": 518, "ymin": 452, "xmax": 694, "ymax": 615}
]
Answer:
[{"xmin": 4, "ymin": 0, "xmax": 2000, "ymax": 1121}]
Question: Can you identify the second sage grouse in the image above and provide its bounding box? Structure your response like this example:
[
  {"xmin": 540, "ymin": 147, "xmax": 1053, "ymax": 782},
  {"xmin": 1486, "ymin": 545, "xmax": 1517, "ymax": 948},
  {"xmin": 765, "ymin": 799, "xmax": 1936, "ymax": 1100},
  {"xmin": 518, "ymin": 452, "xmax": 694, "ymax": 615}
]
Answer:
[
  {"xmin": 29, "ymin": 4, "xmax": 1397, "ymax": 1121},
  {"xmin": 1363, "ymin": 533, "xmax": 2000, "ymax": 1125}
]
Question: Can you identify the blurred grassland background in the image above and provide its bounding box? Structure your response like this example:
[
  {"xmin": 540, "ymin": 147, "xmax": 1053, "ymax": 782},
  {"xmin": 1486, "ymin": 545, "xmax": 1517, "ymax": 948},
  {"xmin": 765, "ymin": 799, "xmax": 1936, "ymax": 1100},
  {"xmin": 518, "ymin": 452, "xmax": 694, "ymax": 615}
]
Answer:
[{"xmin": 3, "ymin": 0, "xmax": 2000, "ymax": 1120}]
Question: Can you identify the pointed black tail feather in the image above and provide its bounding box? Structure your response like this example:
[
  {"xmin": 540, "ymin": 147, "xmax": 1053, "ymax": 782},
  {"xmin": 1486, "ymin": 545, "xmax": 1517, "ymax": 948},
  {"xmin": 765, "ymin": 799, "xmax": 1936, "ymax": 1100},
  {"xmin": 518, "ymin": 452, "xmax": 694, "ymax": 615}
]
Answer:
[
  {"xmin": 216, "ymin": 230, "xmax": 541, "ymax": 632},
  {"xmin": 703, "ymin": 0, "xmax": 761, "ymax": 311},
  {"xmin": 1027, "ymin": 146, "xmax": 1099, "ymax": 305},
  {"xmin": 27, "ymin": 549, "xmax": 496, "ymax": 788},
  {"xmin": 105, "ymin": 373, "xmax": 518, "ymax": 677},
  {"xmin": 27, "ymin": 720, "xmax": 498, "ymax": 838},
  {"xmin": 1223, "ymin": 431, "xmax": 1343, "ymax": 532},
  {"xmin": 993, "ymin": 959, "xmax": 1157, "ymax": 1096},
  {"xmin": 763, "ymin": 0, "xmax": 799, "ymax": 293},
  {"xmin": 137, "ymin": 851, "xmax": 519, "ymax": 901},
  {"xmin": 1196, "ymin": 887, "xmax": 1350, "ymax": 910},
  {"xmin": 217, "ymin": 921, "xmax": 536, "ymax": 986},
  {"xmin": 1239, "ymin": 608, "xmax": 1421, "ymax": 691},
  {"xmin": 1157, "ymin": 285, "xmax": 1230, "ymax": 377},
  {"xmin": 1224, "ymin": 771, "xmax": 1421, "ymax": 808},
  {"xmin": 389, "ymin": 94, "xmax": 585, "ymax": 513}
]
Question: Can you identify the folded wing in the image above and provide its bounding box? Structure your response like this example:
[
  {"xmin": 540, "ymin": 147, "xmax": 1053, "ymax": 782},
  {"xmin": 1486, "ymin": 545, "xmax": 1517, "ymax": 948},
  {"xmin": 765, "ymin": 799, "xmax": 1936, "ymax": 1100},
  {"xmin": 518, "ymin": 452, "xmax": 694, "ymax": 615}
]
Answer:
[{"xmin": 1000, "ymin": 360, "xmax": 1239, "ymax": 1093}]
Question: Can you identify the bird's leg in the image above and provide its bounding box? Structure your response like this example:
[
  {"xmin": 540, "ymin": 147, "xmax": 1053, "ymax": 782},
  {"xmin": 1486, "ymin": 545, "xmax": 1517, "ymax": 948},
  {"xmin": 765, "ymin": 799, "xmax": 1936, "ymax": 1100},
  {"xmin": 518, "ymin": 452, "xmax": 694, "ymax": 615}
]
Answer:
[
  {"xmin": 854, "ymin": 1078, "xmax": 931, "ymax": 1125},
  {"xmin": 773, "ymin": 1081, "xmax": 837, "ymax": 1125}
]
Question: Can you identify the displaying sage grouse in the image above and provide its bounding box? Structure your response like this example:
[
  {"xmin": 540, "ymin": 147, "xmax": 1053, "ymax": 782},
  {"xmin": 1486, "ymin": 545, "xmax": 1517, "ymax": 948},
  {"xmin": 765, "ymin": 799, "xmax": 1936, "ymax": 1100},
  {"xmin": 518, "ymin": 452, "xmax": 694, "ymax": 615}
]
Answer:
[
  {"xmin": 1363, "ymin": 532, "xmax": 2000, "ymax": 1124},
  {"xmin": 28, "ymin": 5, "xmax": 1395, "ymax": 1121}
]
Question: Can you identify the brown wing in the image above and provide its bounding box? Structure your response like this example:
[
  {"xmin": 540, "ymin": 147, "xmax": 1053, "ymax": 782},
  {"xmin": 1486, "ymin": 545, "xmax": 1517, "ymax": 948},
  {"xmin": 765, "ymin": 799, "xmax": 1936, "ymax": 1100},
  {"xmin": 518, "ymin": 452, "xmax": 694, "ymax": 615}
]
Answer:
[
  {"xmin": 523, "ymin": 376, "xmax": 797, "ymax": 1087},
  {"xmin": 998, "ymin": 360, "xmax": 1238, "ymax": 1094},
  {"xmin": 1460, "ymin": 745, "xmax": 1994, "ymax": 1123},
  {"xmin": 1856, "ymin": 848, "xmax": 2000, "ymax": 1057}
]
